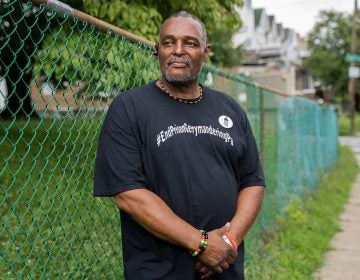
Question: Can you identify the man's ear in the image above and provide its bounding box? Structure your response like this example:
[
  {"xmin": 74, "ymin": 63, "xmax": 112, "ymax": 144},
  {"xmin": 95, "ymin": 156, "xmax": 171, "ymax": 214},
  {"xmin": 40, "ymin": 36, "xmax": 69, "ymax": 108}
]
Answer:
[
  {"xmin": 203, "ymin": 44, "xmax": 211, "ymax": 61},
  {"xmin": 153, "ymin": 43, "xmax": 159, "ymax": 56}
]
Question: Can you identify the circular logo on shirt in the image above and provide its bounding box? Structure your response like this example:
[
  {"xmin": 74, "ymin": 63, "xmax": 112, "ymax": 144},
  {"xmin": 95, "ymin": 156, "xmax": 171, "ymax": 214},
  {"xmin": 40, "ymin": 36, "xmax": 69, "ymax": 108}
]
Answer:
[{"xmin": 218, "ymin": 115, "xmax": 233, "ymax": 128}]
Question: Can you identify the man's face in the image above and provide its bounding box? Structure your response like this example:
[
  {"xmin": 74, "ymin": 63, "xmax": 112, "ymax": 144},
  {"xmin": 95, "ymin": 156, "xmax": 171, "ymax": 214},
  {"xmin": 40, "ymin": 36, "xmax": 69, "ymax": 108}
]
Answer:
[{"xmin": 158, "ymin": 17, "xmax": 210, "ymax": 84}]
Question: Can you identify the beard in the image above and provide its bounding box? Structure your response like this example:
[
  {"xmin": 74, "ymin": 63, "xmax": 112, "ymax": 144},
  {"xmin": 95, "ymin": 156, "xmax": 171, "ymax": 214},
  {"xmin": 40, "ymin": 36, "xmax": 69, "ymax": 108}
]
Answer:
[
  {"xmin": 163, "ymin": 71, "xmax": 197, "ymax": 84},
  {"xmin": 161, "ymin": 56, "xmax": 201, "ymax": 85}
]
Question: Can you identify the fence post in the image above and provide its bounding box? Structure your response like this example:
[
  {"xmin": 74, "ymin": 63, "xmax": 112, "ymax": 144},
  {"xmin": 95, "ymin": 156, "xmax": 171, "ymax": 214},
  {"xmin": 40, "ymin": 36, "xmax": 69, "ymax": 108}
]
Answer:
[{"xmin": 259, "ymin": 88, "xmax": 265, "ymax": 169}]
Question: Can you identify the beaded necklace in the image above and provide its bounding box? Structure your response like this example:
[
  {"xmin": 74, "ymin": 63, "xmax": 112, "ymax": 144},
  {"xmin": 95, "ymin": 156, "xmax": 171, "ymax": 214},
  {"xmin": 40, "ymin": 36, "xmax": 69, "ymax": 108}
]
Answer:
[{"xmin": 158, "ymin": 79, "xmax": 203, "ymax": 104}]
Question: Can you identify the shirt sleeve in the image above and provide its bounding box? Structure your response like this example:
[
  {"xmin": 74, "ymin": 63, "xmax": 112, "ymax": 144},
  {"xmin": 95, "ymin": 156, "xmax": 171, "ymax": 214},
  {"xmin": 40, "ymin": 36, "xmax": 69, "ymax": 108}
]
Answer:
[
  {"xmin": 237, "ymin": 107, "xmax": 266, "ymax": 190},
  {"xmin": 93, "ymin": 95, "xmax": 146, "ymax": 197}
]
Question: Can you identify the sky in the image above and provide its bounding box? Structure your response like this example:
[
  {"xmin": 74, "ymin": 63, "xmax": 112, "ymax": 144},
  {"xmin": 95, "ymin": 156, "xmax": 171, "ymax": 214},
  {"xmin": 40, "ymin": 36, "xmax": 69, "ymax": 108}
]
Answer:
[{"xmin": 252, "ymin": 0, "xmax": 355, "ymax": 37}]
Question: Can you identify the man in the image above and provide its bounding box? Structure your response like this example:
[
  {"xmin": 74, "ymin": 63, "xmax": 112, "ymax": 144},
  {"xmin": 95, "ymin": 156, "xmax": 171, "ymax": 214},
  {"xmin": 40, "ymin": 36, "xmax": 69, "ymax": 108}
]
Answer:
[{"xmin": 94, "ymin": 11, "xmax": 265, "ymax": 280}]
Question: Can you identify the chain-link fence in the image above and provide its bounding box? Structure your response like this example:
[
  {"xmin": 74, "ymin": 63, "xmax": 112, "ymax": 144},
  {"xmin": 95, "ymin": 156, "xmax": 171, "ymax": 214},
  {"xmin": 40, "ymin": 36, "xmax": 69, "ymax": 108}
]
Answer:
[{"xmin": 0, "ymin": 1, "xmax": 338, "ymax": 278}]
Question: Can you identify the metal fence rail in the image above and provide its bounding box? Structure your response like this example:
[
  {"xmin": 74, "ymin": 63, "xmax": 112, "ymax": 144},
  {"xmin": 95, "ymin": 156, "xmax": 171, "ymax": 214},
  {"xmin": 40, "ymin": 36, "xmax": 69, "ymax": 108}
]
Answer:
[{"xmin": 0, "ymin": 1, "xmax": 338, "ymax": 278}]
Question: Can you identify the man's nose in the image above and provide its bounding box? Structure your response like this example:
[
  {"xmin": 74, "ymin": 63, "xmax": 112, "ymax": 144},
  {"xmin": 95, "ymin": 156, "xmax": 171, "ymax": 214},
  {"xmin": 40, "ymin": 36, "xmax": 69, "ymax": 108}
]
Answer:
[{"xmin": 174, "ymin": 41, "xmax": 184, "ymax": 55}]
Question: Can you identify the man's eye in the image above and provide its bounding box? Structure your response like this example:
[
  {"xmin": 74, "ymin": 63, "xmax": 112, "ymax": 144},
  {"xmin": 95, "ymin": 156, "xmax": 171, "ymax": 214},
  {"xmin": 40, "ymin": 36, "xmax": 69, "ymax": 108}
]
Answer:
[
  {"xmin": 185, "ymin": 41, "xmax": 197, "ymax": 46},
  {"xmin": 163, "ymin": 41, "xmax": 174, "ymax": 46}
]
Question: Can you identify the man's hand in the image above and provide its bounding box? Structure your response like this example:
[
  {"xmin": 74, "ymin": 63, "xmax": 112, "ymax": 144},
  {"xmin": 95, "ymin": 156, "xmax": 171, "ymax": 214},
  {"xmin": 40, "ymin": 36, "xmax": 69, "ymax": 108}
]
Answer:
[{"xmin": 196, "ymin": 223, "xmax": 237, "ymax": 278}]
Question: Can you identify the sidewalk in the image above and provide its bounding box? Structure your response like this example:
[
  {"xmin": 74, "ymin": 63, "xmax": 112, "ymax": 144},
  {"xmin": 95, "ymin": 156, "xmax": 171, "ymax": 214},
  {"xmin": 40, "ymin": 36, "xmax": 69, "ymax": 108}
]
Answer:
[{"xmin": 316, "ymin": 136, "xmax": 360, "ymax": 280}]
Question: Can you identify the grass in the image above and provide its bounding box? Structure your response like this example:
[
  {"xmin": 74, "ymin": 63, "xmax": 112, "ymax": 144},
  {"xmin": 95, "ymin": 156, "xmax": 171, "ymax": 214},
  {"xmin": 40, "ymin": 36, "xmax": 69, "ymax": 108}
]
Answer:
[
  {"xmin": 339, "ymin": 112, "xmax": 360, "ymax": 135},
  {"xmin": 1, "ymin": 117, "xmax": 351, "ymax": 279},
  {"xmin": 0, "ymin": 119, "xmax": 124, "ymax": 279},
  {"xmin": 245, "ymin": 146, "xmax": 359, "ymax": 279}
]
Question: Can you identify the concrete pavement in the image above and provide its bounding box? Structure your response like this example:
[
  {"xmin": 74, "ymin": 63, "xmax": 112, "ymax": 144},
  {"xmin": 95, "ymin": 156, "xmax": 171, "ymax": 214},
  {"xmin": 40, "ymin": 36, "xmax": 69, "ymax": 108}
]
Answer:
[{"xmin": 316, "ymin": 136, "xmax": 360, "ymax": 280}]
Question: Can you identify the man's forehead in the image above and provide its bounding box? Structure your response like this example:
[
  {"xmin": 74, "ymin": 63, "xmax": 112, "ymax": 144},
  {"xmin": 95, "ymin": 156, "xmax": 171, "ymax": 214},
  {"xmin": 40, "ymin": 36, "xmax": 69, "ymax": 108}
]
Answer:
[{"xmin": 160, "ymin": 17, "xmax": 203, "ymax": 40}]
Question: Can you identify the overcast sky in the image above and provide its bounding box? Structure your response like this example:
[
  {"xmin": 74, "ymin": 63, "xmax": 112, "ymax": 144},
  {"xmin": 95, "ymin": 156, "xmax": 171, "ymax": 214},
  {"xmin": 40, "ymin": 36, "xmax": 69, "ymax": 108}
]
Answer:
[{"xmin": 252, "ymin": 0, "xmax": 355, "ymax": 37}]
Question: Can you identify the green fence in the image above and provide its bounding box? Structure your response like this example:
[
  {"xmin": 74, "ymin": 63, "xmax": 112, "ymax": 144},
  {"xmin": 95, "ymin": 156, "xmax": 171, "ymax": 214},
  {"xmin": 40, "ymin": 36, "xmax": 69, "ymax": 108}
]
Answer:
[{"xmin": 0, "ymin": 1, "xmax": 338, "ymax": 278}]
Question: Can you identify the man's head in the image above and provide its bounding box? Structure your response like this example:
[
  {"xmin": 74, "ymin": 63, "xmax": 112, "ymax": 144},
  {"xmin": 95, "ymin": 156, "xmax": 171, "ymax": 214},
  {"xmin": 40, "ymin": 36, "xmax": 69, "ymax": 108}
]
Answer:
[{"xmin": 157, "ymin": 11, "xmax": 211, "ymax": 85}]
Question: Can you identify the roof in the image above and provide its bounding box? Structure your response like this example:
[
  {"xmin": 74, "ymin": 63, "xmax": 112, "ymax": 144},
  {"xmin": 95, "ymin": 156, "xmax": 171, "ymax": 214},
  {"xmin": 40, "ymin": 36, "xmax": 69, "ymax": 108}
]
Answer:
[
  {"xmin": 254, "ymin": 8, "xmax": 264, "ymax": 27},
  {"xmin": 269, "ymin": 15, "xmax": 275, "ymax": 26}
]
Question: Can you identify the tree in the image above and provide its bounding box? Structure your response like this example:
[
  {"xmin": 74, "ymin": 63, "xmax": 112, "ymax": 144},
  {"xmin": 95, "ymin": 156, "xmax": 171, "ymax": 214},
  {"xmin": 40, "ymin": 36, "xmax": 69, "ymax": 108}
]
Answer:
[
  {"xmin": 82, "ymin": 0, "xmax": 244, "ymax": 66},
  {"xmin": 209, "ymin": 26, "xmax": 244, "ymax": 67},
  {"xmin": 304, "ymin": 10, "xmax": 353, "ymax": 100},
  {"xmin": 0, "ymin": 0, "xmax": 244, "ymax": 119}
]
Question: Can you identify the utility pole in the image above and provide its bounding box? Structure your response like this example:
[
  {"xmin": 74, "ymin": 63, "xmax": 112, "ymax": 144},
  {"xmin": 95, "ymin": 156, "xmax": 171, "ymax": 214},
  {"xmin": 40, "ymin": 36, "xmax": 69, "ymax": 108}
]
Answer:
[{"xmin": 348, "ymin": 0, "xmax": 358, "ymax": 135}]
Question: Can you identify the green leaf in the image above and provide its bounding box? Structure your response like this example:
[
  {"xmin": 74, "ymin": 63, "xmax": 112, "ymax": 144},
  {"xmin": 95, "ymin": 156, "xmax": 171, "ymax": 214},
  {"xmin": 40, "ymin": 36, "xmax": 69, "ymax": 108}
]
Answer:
[
  {"xmin": 49, "ymin": 48, "xmax": 58, "ymax": 60},
  {"xmin": 99, "ymin": 4, "xmax": 108, "ymax": 19},
  {"xmin": 62, "ymin": 49, "xmax": 70, "ymax": 61},
  {"xmin": 71, "ymin": 57, "xmax": 80, "ymax": 68},
  {"xmin": 44, "ymin": 64, "xmax": 52, "ymax": 77},
  {"xmin": 107, "ymin": 52, "xmax": 115, "ymax": 65}
]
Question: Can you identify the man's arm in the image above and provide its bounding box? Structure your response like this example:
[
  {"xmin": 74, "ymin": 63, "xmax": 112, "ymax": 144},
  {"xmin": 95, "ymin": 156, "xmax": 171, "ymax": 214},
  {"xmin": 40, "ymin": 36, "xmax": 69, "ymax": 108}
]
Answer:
[
  {"xmin": 196, "ymin": 185, "xmax": 264, "ymax": 278},
  {"xmin": 115, "ymin": 188, "xmax": 236, "ymax": 268},
  {"xmin": 228, "ymin": 186, "xmax": 264, "ymax": 245}
]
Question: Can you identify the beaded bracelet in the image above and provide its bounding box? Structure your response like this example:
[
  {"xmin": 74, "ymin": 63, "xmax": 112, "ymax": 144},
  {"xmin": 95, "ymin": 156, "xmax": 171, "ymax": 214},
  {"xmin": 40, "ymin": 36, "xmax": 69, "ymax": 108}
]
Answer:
[{"xmin": 190, "ymin": 230, "xmax": 208, "ymax": 257}]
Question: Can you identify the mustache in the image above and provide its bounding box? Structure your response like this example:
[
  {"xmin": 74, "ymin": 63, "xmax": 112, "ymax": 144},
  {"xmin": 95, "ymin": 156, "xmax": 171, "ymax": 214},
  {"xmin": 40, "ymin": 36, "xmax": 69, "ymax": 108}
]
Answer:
[{"xmin": 167, "ymin": 56, "xmax": 192, "ymax": 66}]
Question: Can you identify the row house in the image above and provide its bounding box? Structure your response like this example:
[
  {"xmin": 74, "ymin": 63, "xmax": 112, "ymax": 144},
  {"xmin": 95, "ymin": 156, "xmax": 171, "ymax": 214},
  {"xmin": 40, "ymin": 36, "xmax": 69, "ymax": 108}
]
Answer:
[{"xmin": 232, "ymin": 0, "xmax": 314, "ymax": 96}]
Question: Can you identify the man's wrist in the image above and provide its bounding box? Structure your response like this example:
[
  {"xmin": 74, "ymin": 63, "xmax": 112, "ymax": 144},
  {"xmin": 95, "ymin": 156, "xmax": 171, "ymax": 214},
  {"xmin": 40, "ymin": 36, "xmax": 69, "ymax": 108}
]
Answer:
[
  {"xmin": 190, "ymin": 230, "xmax": 208, "ymax": 257},
  {"xmin": 222, "ymin": 232, "xmax": 238, "ymax": 250},
  {"xmin": 222, "ymin": 234, "xmax": 233, "ymax": 247}
]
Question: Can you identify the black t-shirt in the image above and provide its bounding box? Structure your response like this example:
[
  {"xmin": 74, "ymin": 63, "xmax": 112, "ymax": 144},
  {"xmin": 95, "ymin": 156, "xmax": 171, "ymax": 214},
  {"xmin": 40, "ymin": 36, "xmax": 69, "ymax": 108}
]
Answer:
[{"xmin": 94, "ymin": 81, "xmax": 265, "ymax": 280}]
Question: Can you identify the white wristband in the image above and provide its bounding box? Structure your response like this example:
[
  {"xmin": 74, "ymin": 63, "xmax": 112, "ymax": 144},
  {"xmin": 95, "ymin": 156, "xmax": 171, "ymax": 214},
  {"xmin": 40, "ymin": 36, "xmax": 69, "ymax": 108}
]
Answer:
[{"xmin": 222, "ymin": 234, "xmax": 233, "ymax": 247}]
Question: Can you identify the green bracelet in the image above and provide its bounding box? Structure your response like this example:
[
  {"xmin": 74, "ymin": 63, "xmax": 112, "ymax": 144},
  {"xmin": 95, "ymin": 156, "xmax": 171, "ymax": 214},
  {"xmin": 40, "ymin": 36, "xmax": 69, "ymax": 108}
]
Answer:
[{"xmin": 190, "ymin": 230, "xmax": 208, "ymax": 257}]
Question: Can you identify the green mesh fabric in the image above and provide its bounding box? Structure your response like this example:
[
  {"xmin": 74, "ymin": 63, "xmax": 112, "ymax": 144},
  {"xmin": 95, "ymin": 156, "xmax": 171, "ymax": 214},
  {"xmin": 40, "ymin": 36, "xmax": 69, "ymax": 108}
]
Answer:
[{"xmin": 0, "ymin": 1, "xmax": 338, "ymax": 278}]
